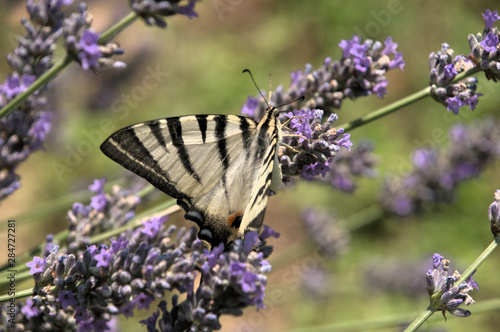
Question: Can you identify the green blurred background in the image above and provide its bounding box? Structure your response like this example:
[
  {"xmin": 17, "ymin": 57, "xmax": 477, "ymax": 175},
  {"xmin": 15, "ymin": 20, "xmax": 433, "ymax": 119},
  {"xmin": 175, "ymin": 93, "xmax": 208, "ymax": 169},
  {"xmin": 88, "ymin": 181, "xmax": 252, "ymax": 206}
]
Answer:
[{"xmin": 2, "ymin": 0, "xmax": 500, "ymax": 331}]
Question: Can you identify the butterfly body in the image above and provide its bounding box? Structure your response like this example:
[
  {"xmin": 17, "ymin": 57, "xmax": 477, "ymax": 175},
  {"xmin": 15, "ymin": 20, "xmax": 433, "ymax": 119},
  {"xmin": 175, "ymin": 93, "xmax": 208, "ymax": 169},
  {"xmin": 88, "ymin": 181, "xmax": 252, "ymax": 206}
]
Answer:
[{"xmin": 101, "ymin": 107, "xmax": 282, "ymax": 248}]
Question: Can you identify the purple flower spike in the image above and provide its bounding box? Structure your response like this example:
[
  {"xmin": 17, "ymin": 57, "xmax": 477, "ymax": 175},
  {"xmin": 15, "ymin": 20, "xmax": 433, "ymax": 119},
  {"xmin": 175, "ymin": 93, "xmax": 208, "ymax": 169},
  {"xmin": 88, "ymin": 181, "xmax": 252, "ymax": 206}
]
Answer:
[
  {"xmin": 130, "ymin": 0, "xmax": 199, "ymax": 27},
  {"xmin": 426, "ymin": 254, "xmax": 476, "ymax": 317},
  {"xmin": 429, "ymin": 43, "xmax": 480, "ymax": 114},
  {"xmin": 243, "ymin": 34, "xmax": 404, "ymax": 119},
  {"xmin": 381, "ymin": 119, "xmax": 500, "ymax": 216}
]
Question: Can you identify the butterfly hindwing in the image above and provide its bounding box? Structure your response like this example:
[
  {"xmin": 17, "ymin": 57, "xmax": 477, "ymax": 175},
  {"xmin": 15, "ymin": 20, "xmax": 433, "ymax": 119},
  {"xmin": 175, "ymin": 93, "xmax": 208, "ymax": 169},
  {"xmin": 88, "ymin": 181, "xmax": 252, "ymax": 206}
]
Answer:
[
  {"xmin": 238, "ymin": 108, "xmax": 282, "ymax": 236},
  {"xmin": 101, "ymin": 108, "xmax": 281, "ymax": 247}
]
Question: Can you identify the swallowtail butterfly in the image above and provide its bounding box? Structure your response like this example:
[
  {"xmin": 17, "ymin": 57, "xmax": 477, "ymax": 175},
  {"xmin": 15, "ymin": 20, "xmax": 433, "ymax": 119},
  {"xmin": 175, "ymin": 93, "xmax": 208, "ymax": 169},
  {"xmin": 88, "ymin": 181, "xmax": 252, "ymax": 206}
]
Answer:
[{"xmin": 100, "ymin": 85, "xmax": 289, "ymax": 248}]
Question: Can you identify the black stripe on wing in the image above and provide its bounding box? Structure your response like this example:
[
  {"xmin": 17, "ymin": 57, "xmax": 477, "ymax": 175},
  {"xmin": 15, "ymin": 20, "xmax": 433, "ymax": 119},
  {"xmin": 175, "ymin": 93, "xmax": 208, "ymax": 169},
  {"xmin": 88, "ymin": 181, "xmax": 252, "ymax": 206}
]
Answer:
[
  {"xmin": 148, "ymin": 120, "xmax": 168, "ymax": 150},
  {"xmin": 196, "ymin": 114, "xmax": 208, "ymax": 143},
  {"xmin": 100, "ymin": 129, "xmax": 191, "ymax": 200},
  {"xmin": 166, "ymin": 117, "xmax": 202, "ymax": 184},
  {"xmin": 239, "ymin": 116, "xmax": 254, "ymax": 160},
  {"xmin": 254, "ymin": 107, "xmax": 277, "ymax": 161},
  {"xmin": 214, "ymin": 116, "xmax": 230, "ymax": 170},
  {"xmin": 214, "ymin": 115, "xmax": 230, "ymax": 200}
]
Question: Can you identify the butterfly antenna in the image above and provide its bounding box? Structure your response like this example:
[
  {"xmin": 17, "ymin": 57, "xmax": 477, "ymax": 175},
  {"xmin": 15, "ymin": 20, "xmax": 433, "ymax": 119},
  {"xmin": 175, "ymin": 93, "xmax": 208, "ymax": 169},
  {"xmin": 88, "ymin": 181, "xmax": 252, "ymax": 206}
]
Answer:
[
  {"xmin": 276, "ymin": 95, "xmax": 305, "ymax": 112},
  {"xmin": 242, "ymin": 69, "xmax": 271, "ymax": 109}
]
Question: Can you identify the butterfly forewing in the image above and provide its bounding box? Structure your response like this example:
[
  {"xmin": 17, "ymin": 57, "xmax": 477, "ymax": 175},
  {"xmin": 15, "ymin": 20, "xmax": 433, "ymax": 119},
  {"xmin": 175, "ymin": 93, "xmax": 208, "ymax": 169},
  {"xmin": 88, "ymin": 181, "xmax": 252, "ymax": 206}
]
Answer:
[{"xmin": 100, "ymin": 108, "xmax": 281, "ymax": 248}]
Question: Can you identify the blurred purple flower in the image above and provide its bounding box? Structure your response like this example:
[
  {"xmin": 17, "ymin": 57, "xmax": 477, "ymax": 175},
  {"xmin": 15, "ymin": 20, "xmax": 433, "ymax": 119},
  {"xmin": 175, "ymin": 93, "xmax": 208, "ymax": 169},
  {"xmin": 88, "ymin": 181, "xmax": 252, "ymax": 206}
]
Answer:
[
  {"xmin": 77, "ymin": 29, "xmax": 101, "ymax": 70},
  {"xmin": 130, "ymin": 0, "xmax": 199, "ymax": 28},
  {"xmin": 381, "ymin": 118, "xmax": 500, "ymax": 216},
  {"xmin": 301, "ymin": 208, "xmax": 349, "ymax": 257},
  {"xmin": 21, "ymin": 298, "xmax": 40, "ymax": 319},
  {"xmin": 88, "ymin": 177, "xmax": 106, "ymax": 194}
]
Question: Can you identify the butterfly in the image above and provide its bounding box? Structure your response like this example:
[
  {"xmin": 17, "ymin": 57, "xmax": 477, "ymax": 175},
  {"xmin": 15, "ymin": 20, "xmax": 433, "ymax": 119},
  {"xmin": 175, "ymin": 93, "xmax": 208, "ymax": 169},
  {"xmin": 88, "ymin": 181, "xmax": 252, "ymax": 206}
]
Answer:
[{"xmin": 100, "ymin": 98, "xmax": 287, "ymax": 248}]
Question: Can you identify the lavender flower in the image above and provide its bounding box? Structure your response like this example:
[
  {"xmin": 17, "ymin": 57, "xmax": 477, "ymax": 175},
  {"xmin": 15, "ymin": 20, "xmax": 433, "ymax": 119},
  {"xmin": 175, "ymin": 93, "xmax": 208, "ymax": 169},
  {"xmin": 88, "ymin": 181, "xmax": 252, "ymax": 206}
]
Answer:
[
  {"xmin": 322, "ymin": 140, "xmax": 378, "ymax": 192},
  {"xmin": 380, "ymin": 118, "xmax": 500, "ymax": 216},
  {"xmin": 468, "ymin": 9, "xmax": 500, "ymax": 82},
  {"xmin": 429, "ymin": 43, "xmax": 481, "ymax": 114},
  {"xmin": 243, "ymin": 35, "xmax": 405, "ymax": 120},
  {"xmin": 0, "ymin": 0, "xmax": 70, "ymax": 200},
  {"xmin": 280, "ymin": 109, "xmax": 353, "ymax": 183},
  {"xmin": 426, "ymin": 253, "xmax": 477, "ymax": 318},
  {"xmin": 21, "ymin": 226, "xmax": 275, "ymax": 331},
  {"xmin": 66, "ymin": 177, "xmax": 140, "ymax": 253},
  {"xmin": 242, "ymin": 35, "xmax": 395, "ymax": 187},
  {"xmin": 0, "ymin": 0, "xmax": 124, "ymax": 200},
  {"xmin": 162, "ymin": 233, "xmax": 272, "ymax": 331},
  {"xmin": 301, "ymin": 208, "xmax": 349, "ymax": 257},
  {"xmin": 62, "ymin": 3, "xmax": 125, "ymax": 71},
  {"xmin": 6, "ymin": 177, "xmax": 278, "ymax": 331},
  {"xmin": 363, "ymin": 257, "xmax": 430, "ymax": 297},
  {"xmin": 130, "ymin": 0, "xmax": 198, "ymax": 28},
  {"xmin": 0, "ymin": 108, "xmax": 51, "ymax": 200},
  {"xmin": 300, "ymin": 266, "xmax": 330, "ymax": 299}
]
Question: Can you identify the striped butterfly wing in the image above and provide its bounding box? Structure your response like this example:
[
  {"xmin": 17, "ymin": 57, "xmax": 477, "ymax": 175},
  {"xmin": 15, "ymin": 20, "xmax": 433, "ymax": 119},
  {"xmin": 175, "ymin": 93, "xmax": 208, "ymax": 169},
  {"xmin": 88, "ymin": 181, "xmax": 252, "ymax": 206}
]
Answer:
[
  {"xmin": 100, "ymin": 108, "xmax": 281, "ymax": 247},
  {"xmin": 237, "ymin": 107, "xmax": 282, "ymax": 238}
]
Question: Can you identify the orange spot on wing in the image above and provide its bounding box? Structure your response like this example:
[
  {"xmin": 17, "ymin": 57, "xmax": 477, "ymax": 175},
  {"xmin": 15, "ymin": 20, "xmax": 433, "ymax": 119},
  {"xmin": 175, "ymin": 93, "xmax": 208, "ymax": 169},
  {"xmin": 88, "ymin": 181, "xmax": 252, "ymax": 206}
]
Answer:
[{"xmin": 227, "ymin": 211, "xmax": 243, "ymax": 227}]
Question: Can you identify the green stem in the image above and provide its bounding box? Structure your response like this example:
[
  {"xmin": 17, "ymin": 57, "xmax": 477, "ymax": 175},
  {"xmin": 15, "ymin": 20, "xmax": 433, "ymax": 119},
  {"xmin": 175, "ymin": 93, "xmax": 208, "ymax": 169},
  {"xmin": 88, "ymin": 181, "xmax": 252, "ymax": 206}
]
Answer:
[
  {"xmin": 339, "ymin": 64, "xmax": 483, "ymax": 132},
  {"xmin": 5, "ymin": 179, "xmax": 125, "ymax": 225},
  {"xmin": 98, "ymin": 11, "xmax": 138, "ymax": 43},
  {"xmin": 451, "ymin": 65, "xmax": 483, "ymax": 83},
  {"xmin": 0, "ymin": 288, "xmax": 33, "ymax": 303},
  {"xmin": 344, "ymin": 203, "xmax": 384, "ymax": 231},
  {"xmin": 0, "ymin": 55, "xmax": 73, "ymax": 119},
  {"xmin": 403, "ymin": 307, "xmax": 435, "ymax": 332},
  {"xmin": 339, "ymin": 86, "xmax": 431, "ymax": 132},
  {"xmin": 457, "ymin": 237, "xmax": 499, "ymax": 285},
  {"xmin": 135, "ymin": 184, "xmax": 156, "ymax": 199}
]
